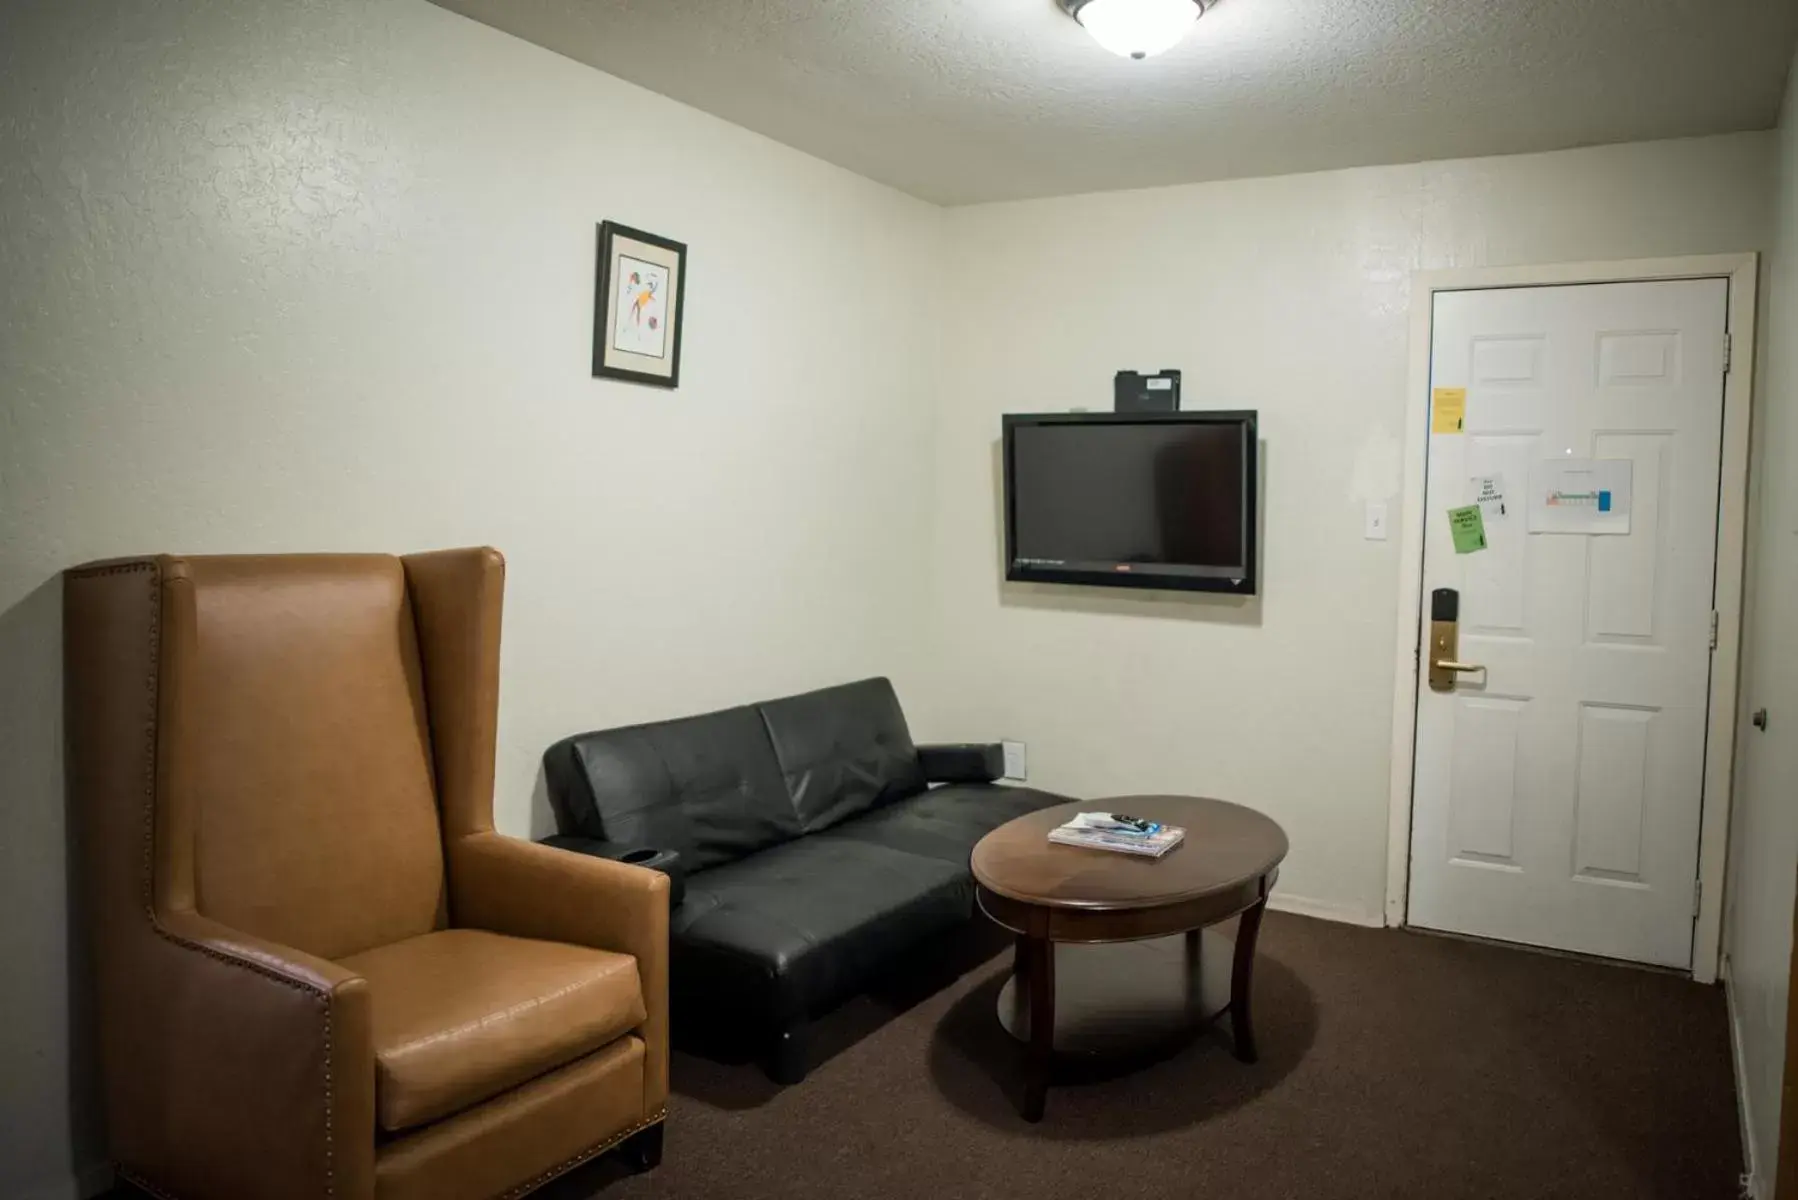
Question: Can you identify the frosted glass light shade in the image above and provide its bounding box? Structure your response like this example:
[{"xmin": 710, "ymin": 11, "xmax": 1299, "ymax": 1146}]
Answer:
[{"xmin": 1074, "ymin": 0, "xmax": 1201, "ymax": 59}]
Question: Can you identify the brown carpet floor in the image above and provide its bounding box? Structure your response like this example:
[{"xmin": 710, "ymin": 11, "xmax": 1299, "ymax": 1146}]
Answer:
[
  {"xmin": 114, "ymin": 912, "xmax": 1744, "ymax": 1200},
  {"xmin": 572, "ymin": 912, "xmax": 1741, "ymax": 1200}
]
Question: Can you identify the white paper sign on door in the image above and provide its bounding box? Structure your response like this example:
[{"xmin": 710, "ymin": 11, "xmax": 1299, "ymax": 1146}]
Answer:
[
  {"xmin": 1527, "ymin": 458, "xmax": 1632, "ymax": 535},
  {"xmin": 1470, "ymin": 474, "xmax": 1509, "ymax": 521}
]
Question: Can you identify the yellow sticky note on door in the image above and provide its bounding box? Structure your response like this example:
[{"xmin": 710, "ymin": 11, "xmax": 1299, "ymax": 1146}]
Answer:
[{"xmin": 1432, "ymin": 387, "xmax": 1467, "ymax": 434}]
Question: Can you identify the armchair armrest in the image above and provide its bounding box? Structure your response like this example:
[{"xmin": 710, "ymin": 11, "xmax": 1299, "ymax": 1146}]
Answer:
[
  {"xmin": 918, "ymin": 742, "xmax": 1006, "ymax": 784},
  {"xmin": 144, "ymin": 910, "xmax": 375, "ymax": 1199},
  {"xmin": 447, "ymin": 831, "xmax": 671, "ymax": 1113},
  {"xmin": 540, "ymin": 834, "xmax": 686, "ymax": 907}
]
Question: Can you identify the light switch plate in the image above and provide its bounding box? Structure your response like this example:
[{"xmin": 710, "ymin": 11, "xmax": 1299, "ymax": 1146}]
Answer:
[
  {"xmin": 1364, "ymin": 501, "xmax": 1389, "ymax": 540},
  {"xmin": 1001, "ymin": 740, "xmax": 1027, "ymax": 781}
]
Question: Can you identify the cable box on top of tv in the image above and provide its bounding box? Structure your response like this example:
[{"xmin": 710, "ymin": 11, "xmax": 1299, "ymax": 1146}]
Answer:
[{"xmin": 1114, "ymin": 369, "xmax": 1181, "ymax": 413}]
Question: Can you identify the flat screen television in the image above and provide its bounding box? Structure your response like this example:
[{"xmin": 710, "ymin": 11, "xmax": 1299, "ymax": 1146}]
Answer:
[{"xmin": 1003, "ymin": 411, "xmax": 1258, "ymax": 595}]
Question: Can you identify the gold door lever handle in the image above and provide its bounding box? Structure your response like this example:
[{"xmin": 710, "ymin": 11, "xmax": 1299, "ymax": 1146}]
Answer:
[{"xmin": 1428, "ymin": 590, "xmax": 1481, "ymax": 692}]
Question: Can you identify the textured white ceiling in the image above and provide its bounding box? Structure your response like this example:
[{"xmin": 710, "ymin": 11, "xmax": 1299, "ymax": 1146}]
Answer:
[{"xmin": 428, "ymin": 0, "xmax": 1798, "ymax": 205}]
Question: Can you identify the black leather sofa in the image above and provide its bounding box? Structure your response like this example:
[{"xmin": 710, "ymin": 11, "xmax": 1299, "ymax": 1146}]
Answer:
[{"xmin": 541, "ymin": 677, "xmax": 1066, "ymax": 1082}]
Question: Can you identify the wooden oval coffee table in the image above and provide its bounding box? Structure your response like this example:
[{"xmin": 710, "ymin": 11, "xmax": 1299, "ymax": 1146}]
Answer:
[{"xmin": 971, "ymin": 796, "xmax": 1288, "ymax": 1121}]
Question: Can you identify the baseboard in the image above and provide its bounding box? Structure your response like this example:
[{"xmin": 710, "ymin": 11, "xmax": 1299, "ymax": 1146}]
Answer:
[
  {"xmin": 1726, "ymin": 968, "xmax": 1765, "ymax": 1199},
  {"xmin": 1267, "ymin": 892, "xmax": 1384, "ymax": 929},
  {"xmin": 20, "ymin": 1162, "xmax": 113, "ymax": 1200}
]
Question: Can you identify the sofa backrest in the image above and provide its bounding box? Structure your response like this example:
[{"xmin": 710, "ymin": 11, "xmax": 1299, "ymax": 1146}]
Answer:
[
  {"xmin": 757, "ymin": 677, "xmax": 926, "ymax": 833},
  {"xmin": 544, "ymin": 703, "xmax": 802, "ymax": 873},
  {"xmin": 545, "ymin": 677, "xmax": 929, "ymax": 872}
]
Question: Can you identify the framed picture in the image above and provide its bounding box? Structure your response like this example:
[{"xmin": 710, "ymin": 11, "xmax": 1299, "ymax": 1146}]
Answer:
[{"xmin": 593, "ymin": 221, "xmax": 687, "ymax": 388}]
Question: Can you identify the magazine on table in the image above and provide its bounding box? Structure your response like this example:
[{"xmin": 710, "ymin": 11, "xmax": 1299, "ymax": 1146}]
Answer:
[{"xmin": 1047, "ymin": 811, "xmax": 1185, "ymax": 858}]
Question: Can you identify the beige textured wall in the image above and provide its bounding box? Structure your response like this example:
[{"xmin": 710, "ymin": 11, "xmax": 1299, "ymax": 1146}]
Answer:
[
  {"xmin": 0, "ymin": 2, "xmax": 940, "ymax": 1195},
  {"xmin": 928, "ymin": 133, "xmax": 1775, "ymax": 926},
  {"xmin": 1725, "ymin": 48, "xmax": 1798, "ymax": 1198},
  {"xmin": 1, "ymin": 4, "xmax": 1788, "ymax": 1197}
]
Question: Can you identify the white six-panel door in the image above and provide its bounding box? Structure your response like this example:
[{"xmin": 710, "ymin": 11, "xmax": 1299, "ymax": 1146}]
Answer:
[{"xmin": 1407, "ymin": 279, "xmax": 1728, "ymax": 968}]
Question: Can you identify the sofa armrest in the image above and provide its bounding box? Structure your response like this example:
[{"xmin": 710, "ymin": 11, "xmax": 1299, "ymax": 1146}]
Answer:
[
  {"xmin": 448, "ymin": 831, "xmax": 671, "ymax": 1113},
  {"xmin": 540, "ymin": 834, "xmax": 686, "ymax": 908},
  {"xmin": 918, "ymin": 742, "xmax": 1005, "ymax": 784},
  {"xmin": 147, "ymin": 910, "xmax": 376, "ymax": 1199}
]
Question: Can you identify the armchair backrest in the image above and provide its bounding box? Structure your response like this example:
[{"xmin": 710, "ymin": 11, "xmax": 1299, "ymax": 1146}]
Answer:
[
  {"xmin": 68, "ymin": 547, "xmax": 506, "ymax": 965},
  {"xmin": 159, "ymin": 555, "xmax": 444, "ymax": 959},
  {"xmin": 66, "ymin": 546, "xmax": 507, "ymax": 1197}
]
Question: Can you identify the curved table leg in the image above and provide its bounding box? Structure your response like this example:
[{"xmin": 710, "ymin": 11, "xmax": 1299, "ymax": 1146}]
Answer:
[
  {"xmin": 1022, "ymin": 934, "xmax": 1054, "ymax": 1122},
  {"xmin": 1229, "ymin": 897, "xmax": 1267, "ymax": 1064}
]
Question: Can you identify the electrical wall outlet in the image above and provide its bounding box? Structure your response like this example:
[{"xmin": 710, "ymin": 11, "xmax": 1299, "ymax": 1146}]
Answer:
[{"xmin": 1001, "ymin": 739, "xmax": 1027, "ymax": 781}]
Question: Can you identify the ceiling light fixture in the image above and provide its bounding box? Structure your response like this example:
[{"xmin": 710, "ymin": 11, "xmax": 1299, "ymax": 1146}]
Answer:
[{"xmin": 1059, "ymin": 0, "xmax": 1207, "ymax": 60}]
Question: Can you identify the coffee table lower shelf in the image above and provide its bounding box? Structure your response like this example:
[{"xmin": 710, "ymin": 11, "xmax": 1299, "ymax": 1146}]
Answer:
[{"xmin": 984, "ymin": 897, "xmax": 1268, "ymax": 1122}]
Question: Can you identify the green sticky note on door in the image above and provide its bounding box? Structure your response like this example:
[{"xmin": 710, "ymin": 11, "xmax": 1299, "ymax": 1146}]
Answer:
[{"xmin": 1448, "ymin": 505, "xmax": 1487, "ymax": 554}]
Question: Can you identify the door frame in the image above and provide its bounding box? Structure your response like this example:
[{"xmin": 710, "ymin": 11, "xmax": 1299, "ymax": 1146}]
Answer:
[{"xmin": 1382, "ymin": 253, "xmax": 1759, "ymax": 984}]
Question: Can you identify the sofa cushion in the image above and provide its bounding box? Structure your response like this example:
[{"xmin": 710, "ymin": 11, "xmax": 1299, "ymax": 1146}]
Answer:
[
  {"xmin": 671, "ymin": 836, "xmax": 967, "ymax": 1026},
  {"xmin": 544, "ymin": 704, "xmax": 802, "ymax": 873},
  {"xmin": 816, "ymin": 783, "xmax": 1067, "ymax": 866},
  {"xmin": 756, "ymin": 678, "xmax": 927, "ymax": 833},
  {"xmin": 341, "ymin": 929, "xmax": 646, "ymax": 1132}
]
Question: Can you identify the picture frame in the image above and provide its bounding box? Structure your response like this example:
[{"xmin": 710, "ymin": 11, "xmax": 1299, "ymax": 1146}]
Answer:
[{"xmin": 593, "ymin": 221, "xmax": 687, "ymax": 388}]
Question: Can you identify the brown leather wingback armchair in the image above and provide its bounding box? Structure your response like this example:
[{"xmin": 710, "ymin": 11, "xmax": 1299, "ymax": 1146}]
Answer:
[{"xmin": 64, "ymin": 548, "xmax": 669, "ymax": 1200}]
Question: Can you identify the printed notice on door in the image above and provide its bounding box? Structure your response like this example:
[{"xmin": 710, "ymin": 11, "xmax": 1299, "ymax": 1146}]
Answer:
[
  {"xmin": 1448, "ymin": 505, "xmax": 1488, "ymax": 554},
  {"xmin": 1527, "ymin": 458, "xmax": 1632, "ymax": 535},
  {"xmin": 1470, "ymin": 474, "xmax": 1508, "ymax": 521},
  {"xmin": 1431, "ymin": 388, "xmax": 1467, "ymax": 434}
]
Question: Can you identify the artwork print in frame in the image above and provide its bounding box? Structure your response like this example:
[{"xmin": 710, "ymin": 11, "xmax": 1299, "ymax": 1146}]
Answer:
[{"xmin": 593, "ymin": 221, "xmax": 687, "ymax": 388}]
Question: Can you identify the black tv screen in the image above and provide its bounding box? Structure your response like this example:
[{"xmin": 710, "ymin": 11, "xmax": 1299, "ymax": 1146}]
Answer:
[{"xmin": 1003, "ymin": 411, "xmax": 1257, "ymax": 595}]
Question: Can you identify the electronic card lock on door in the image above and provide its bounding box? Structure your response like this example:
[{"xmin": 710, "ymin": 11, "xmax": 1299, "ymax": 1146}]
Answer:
[{"xmin": 1428, "ymin": 588, "xmax": 1488, "ymax": 692}]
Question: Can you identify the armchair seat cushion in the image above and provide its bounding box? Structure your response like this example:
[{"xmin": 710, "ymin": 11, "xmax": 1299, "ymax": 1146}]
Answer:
[{"xmin": 341, "ymin": 929, "xmax": 646, "ymax": 1132}]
